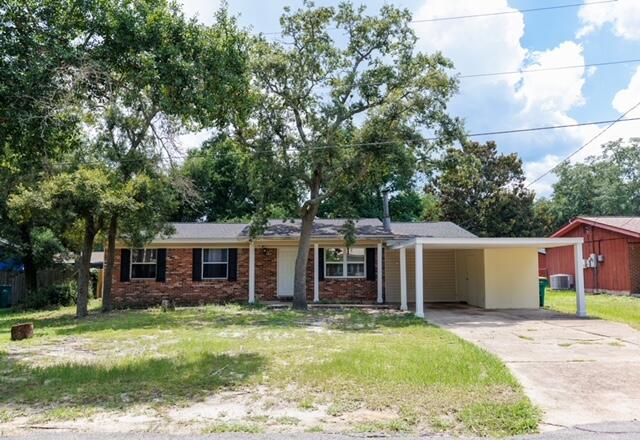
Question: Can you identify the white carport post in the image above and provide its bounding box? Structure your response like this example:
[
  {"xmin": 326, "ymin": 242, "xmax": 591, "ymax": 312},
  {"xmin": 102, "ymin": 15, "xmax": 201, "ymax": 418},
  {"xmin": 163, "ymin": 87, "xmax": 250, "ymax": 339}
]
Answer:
[
  {"xmin": 414, "ymin": 242, "xmax": 424, "ymax": 318},
  {"xmin": 574, "ymin": 243, "xmax": 587, "ymax": 317},
  {"xmin": 248, "ymin": 241, "xmax": 256, "ymax": 304},
  {"xmin": 399, "ymin": 247, "xmax": 408, "ymax": 311},
  {"xmin": 377, "ymin": 242, "xmax": 383, "ymax": 304},
  {"xmin": 313, "ymin": 243, "xmax": 320, "ymax": 303}
]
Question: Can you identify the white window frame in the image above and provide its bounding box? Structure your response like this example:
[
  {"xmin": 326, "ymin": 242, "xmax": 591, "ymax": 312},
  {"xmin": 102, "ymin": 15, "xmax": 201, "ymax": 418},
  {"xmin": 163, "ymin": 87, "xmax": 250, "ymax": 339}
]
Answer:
[
  {"xmin": 202, "ymin": 248, "xmax": 229, "ymax": 280},
  {"xmin": 324, "ymin": 247, "xmax": 367, "ymax": 279},
  {"xmin": 130, "ymin": 248, "xmax": 158, "ymax": 280}
]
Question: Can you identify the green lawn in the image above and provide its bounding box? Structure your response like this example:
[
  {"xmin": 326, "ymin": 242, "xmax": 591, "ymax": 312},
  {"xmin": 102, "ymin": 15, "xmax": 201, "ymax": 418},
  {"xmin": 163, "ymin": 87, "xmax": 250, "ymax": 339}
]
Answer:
[
  {"xmin": 0, "ymin": 302, "xmax": 538, "ymax": 437},
  {"xmin": 546, "ymin": 290, "xmax": 640, "ymax": 330}
]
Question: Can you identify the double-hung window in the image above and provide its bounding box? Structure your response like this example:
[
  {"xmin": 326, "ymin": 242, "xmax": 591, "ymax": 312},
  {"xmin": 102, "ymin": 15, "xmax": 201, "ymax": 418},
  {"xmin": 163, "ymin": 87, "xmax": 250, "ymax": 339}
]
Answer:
[
  {"xmin": 131, "ymin": 249, "xmax": 157, "ymax": 279},
  {"xmin": 202, "ymin": 249, "xmax": 228, "ymax": 279},
  {"xmin": 325, "ymin": 248, "xmax": 366, "ymax": 278}
]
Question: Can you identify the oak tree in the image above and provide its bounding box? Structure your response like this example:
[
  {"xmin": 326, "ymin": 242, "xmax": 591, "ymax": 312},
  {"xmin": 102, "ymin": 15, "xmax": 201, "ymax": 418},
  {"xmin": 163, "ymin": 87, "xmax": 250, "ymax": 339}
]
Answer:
[{"xmin": 237, "ymin": 1, "xmax": 460, "ymax": 309}]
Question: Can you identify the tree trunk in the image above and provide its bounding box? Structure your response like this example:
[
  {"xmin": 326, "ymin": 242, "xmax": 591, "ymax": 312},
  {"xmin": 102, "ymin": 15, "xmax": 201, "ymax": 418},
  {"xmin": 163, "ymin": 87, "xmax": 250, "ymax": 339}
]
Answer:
[
  {"xmin": 20, "ymin": 226, "xmax": 38, "ymax": 300},
  {"xmin": 102, "ymin": 213, "xmax": 118, "ymax": 313},
  {"xmin": 292, "ymin": 205, "xmax": 318, "ymax": 310},
  {"xmin": 77, "ymin": 216, "xmax": 96, "ymax": 318}
]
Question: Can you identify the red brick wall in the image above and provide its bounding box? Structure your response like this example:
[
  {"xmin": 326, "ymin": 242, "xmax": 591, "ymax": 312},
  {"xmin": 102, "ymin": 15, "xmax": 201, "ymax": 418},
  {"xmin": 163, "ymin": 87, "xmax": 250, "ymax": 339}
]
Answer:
[
  {"xmin": 112, "ymin": 246, "xmax": 380, "ymax": 307},
  {"xmin": 255, "ymin": 247, "xmax": 278, "ymax": 301},
  {"xmin": 305, "ymin": 249, "xmax": 379, "ymax": 302},
  {"xmin": 112, "ymin": 248, "xmax": 250, "ymax": 307}
]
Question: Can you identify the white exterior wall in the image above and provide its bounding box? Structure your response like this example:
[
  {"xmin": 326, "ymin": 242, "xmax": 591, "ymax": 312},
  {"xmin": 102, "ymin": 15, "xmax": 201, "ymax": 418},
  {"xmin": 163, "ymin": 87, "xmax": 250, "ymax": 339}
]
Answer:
[
  {"xmin": 454, "ymin": 249, "xmax": 485, "ymax": 308},
  {"xmin": 483, "ymin": 247, "xmax": 539, "ymax": 309}
]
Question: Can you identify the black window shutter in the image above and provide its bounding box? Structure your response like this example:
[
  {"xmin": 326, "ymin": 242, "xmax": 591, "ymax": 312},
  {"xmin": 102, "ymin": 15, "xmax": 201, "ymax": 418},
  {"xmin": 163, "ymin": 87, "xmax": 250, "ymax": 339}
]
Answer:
[
  {"xmin": 156, "ymin": 249, "xmax": 167, "ymax": 282},
  {"xmin": 120, "ymin": 249, "xmax": 131, "ymax": 282},
  {"xmin": 192, "ymin": 248, "xmax": 202, "ymax": 281},
  {"xmin": 227, "ymin": 248, "xmax": 238, "ymax": 281},
  {"xmin": 366, "ymin": 248, "xmax": 376, "ymax": 281},
  {"xmin": 318, "ymin": 248, "xmax": 324, "ymax": 281}
]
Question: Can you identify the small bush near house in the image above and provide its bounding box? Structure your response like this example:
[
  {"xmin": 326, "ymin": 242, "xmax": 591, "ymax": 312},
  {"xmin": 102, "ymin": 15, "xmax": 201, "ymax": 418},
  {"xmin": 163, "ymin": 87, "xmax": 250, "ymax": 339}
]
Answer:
[{"xmin": 24, "ymin": 280, "xmax": 78, "ymax": 310}]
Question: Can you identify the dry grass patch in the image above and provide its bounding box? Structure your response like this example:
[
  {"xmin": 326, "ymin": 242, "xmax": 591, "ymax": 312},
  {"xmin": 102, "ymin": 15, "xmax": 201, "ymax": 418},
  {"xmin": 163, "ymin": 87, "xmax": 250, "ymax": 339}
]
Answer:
[{"xmin": 0, "ymin": 302, "xmax": 538, "ymax": 436}]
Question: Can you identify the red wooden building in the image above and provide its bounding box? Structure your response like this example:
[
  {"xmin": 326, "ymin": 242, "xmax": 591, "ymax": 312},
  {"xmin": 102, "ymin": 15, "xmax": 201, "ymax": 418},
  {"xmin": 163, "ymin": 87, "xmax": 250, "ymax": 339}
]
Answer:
[
  {"xmin": 546, "ymin": 217, "xmax": 640, "ymax": 295},
  {"xmin": 538, "ymin": 250, "xmax": 547, "ymax": 278}
]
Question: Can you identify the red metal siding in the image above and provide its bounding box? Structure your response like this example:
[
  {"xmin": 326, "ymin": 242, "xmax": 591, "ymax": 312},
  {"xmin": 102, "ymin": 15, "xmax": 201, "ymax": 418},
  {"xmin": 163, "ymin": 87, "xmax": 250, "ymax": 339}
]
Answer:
[
  {"xmin": 547, "ymin": 223, "xmax": 632, "ymax": 294},
  {"xmin": 630, "ymin": 243, "xmax": 640, "ymax": 294},
  {"xmin": 538, "ymin": 252, "xmax": 547, "ymax": 278}
]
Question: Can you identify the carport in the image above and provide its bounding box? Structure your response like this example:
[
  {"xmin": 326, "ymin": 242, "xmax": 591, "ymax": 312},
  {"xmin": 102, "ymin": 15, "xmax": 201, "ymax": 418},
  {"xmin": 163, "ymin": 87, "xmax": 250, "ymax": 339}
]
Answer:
[{"xmin": 385, "ymin": 237, "xmax": 586, "ymax": 318}]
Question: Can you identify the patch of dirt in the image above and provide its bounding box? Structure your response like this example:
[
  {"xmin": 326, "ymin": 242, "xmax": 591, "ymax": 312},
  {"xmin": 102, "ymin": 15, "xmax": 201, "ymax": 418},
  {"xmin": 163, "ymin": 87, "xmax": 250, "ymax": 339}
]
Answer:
[
  {"xmin": 5, "ymin": 337, "xmax": 179, "ymax": 366},
  {"xmin": 0, "ymin": 386, "xmax": 401, "ymax": 435}
]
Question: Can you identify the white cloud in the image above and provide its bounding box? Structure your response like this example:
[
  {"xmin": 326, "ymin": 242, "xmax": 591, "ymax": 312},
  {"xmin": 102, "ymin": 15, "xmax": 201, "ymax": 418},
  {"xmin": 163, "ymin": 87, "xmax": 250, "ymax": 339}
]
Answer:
[
  {"xmin": 412, "ymin": 0, "xmax": 592, "ymax": 197},
  {"xmin": 413, "ymin": 0, "xmax": 526, "ymax": 82},
  {"xmin": 516, "ymin": 41, "xmax": 586, "ymax": 114},
  {"xmin": 524, "ymin": 154, "xmax": 561, "ymax": 197},
  {"xmin": 612, "ymin": 66, "xmax": 640, "ymax": 112},
  {"xmin": 178, "ymin": 0, "xmax": 222, "ymax": 25},
  {"xmin": 577, "ymin": 0, "xmax": 640, "ymax": 40},
  {"xmin": 523, "ymin": 67, "xmax": 640, "ymax": 197}
]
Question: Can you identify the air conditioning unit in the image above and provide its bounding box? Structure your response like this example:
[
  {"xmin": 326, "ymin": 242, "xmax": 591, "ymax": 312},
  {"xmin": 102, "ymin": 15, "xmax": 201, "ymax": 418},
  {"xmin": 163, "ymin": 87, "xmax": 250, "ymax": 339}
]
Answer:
[{"xmin": 550, "ymin": 274, "xmax": 575, "ymax": 290}]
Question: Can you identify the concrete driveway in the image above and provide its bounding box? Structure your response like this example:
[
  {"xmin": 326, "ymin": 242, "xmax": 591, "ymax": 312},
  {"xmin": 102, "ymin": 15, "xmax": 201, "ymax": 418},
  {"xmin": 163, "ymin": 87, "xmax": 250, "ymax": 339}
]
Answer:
[{"xmin": 425, "ymin": 305, "xmax": 640, "ymax": 431}]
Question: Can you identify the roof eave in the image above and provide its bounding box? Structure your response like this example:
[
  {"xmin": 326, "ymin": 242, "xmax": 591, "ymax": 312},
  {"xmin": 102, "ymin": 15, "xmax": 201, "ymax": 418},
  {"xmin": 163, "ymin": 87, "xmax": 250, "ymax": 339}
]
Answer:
[{"xmin": 552, "ymin": 217, "xmax": 640, "ymax": 239}]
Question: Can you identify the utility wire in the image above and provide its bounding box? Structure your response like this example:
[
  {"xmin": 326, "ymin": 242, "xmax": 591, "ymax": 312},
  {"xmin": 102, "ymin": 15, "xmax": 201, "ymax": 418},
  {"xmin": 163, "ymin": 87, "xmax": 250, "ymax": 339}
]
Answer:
[
  {"xmin": 526, "ymin": 100, "xmax": 640, "ymax": 188},
  {"xmin": 460, "ymin": 58, "xmax": 640, "ymax": 79},
  {"xmin": 262, "ymin": 0, "xmax": 618, "ymax": 36},
  {"xmin": 48, "ymin": 116, "xmax": 640, "ymax": 165},
  {"xmin": 411, "ymin": 0, "xmax": 616, "ymax": 23},
  {"xmin": 295, "ymin": 117, "xmax": 640, "ymax": 152}
]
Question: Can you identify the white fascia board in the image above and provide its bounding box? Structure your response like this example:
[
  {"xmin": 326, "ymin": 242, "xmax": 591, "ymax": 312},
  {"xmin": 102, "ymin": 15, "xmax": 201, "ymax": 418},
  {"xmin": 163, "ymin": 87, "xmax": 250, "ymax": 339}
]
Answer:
[{"xmin": 388, "ymin": 237, "xmax": 583, "ymax": 250}]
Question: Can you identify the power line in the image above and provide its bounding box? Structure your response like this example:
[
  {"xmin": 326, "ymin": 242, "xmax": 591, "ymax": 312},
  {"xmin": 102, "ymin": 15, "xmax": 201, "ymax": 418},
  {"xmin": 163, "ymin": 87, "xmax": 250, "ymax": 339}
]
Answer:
[
  {"xmin": 305, "ymin": 117, "xmax": 640, "ymax": 151},
  {"xmin": 51, "ymin": 116, "xmax": 640, "ymax": 165},
  {"xmin": 411, "ymin": 0, "xmax": 617, "ymax": 23},
  {"xmin": 526, "ymin": 100, "xmax": 640, "ymax": 188},
  {"xmin": 460, "ymin": 58, "xmax": 640, "ymax": 79},
  {"xmin": 262, "ymin": 0, "xmax": 618, "ymax": 36}
]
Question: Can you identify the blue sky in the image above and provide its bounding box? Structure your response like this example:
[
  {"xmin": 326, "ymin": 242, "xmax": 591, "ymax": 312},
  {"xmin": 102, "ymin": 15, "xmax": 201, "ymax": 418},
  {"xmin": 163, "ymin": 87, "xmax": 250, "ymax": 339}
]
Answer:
[{"xmin": 179, "ymin": 0, "xmax": 640, "ymax": 197}]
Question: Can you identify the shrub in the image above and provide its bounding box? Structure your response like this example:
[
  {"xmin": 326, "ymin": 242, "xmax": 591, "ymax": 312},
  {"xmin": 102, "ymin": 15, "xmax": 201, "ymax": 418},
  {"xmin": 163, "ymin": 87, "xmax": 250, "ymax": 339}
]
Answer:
[{"xmin": 24, "ymin": 280, "xmax": 78, "ymax": 309}]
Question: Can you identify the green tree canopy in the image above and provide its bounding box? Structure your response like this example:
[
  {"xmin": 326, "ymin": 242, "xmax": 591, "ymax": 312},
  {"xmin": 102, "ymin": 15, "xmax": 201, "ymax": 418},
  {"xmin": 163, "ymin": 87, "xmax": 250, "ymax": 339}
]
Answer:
[
  {"xmin": 551, "ymin": 138, "xmax": 640, "ymax": 228},
  {"xmin": 0, "ymin": 0, "xmax": 90, "ymax": 295},
  {"xmin": 431, "ymin": 141, "xmax": 536, "ymax": 237},
  {"xmin": 172, "ymin": 136, "xmax": 255, "ymax": 222}
]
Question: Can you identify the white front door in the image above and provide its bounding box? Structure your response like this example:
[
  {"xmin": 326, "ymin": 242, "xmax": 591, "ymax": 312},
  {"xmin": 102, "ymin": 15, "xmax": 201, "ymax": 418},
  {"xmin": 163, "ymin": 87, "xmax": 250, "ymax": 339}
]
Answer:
[{"xmin": 277, "ymin": 248, "xmax": 297, "ymax": 297}]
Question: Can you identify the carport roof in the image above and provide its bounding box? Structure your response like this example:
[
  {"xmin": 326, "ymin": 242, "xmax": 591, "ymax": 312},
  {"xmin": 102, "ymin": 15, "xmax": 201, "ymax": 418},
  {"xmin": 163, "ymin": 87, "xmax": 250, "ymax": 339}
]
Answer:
[{"xmin": 388, "ymin": 236, "xmax": 584, "ymax": 250}]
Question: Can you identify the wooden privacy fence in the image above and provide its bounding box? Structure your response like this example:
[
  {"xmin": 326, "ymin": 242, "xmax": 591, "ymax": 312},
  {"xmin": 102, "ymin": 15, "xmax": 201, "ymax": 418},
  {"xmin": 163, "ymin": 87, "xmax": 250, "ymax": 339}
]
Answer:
[{"xmin": 0, "ymin": 269, "xmax": 74, "ymax": 305}]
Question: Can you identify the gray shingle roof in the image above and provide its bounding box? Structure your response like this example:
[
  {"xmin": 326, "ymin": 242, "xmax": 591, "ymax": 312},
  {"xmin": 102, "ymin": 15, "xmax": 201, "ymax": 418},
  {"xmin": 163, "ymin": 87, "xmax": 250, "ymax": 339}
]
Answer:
[
  {"xmin": 168, "ymin": 223, "xmax": 249, "ymax": 240},
  {"xmin": 159, "ymin": 220, "xmax": 474, "ymax": 241},
  {"xmin": 256, "ymin": 219, "xmax": 389, "ymax": 237},
  {"xmin": 164, "ymin": 219, "xmax": 390, "ymax": 241},
  {"xmin": 389, "ymin": 222, "xmax": 477, "ymax": 238}
]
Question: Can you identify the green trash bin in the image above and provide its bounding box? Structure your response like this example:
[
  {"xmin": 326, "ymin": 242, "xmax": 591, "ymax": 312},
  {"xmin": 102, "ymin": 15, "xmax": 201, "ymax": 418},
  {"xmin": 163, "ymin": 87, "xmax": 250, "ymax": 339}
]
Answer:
[
  {"xmin": 0, "ymin": 285, "xmax": 11, "ymax": 308},
  {"xmin": 538, "ymin": 277, "xmax": 548, "ymax": 308}
]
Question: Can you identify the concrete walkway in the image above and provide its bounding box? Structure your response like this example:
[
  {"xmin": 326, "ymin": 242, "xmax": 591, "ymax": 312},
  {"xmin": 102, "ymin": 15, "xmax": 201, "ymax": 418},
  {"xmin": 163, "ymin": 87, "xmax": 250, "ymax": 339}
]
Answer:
[{"xmin": 425, "ymin": 305, "xmax": 640, "ymax": 431}]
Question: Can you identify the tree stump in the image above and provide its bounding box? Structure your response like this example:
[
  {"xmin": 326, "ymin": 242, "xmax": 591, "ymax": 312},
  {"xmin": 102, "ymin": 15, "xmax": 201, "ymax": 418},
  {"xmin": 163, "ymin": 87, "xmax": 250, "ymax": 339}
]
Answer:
[{"xmin": 11, "ymin": 323, "xmax": 34, "ymax": 341}]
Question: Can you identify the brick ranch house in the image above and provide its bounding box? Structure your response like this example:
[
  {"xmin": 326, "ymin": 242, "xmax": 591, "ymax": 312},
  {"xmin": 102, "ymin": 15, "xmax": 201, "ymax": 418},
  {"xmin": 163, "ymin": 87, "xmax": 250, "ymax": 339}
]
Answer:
[
  {"xmin": 546, "ymin": 217, "xmax": 640, "ymax": 295},
  {"xmin": 112, "ymin": 217, "xmax": 586, "ymax": 317}
]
